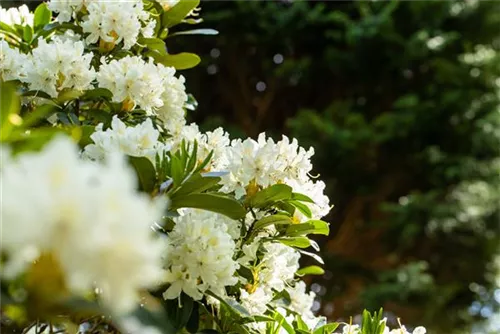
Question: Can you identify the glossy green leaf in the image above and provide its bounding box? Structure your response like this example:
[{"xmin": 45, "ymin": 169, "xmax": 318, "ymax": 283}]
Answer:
[
  {"xmin": 23, "ymin": 25, "xmax": 33, "ymax": 42},
  {"xmin": 313, "ymin": 322, "xmax": 339, "ymax": 334},
  {"xmin": 0, "ymin": 22, "xmax": 18, "ymax": 35},
  {"xmin": 288, "ymin": 200, "xmax": 312, "ymax": 218},
  {"xmin": 129, "ymin": 156, "xmax": 157, "ymax": 192},
  {"xmin": 173, "ymin": 173, "xmax": 221, "ymax": 196},
  {"xmin": 168, "ymin": 28, "xmax": 219, "ymax": 37},
  {"xmin": 151, "ymin": 52, "xmax": 201, "ymax": 70},
  {"xmin": 253, "ymin": 214, "xmax": 293, "ymax": 231},
  {"xmin": 162, "ymin": 0, "xmax": 200, "ymax": 28},
  {"xmin": 170, "ymin": 193, "xmax": 246, "ymax": 219},
  {"xmin": 206, "ymin": 291, "xmax": 250, "ymax": 319},
  {"xmin": 139, "ymin": 37, "xmax": 167, "ymax": 54},
  {"xmin": 286, "ymin": 220, "xmax": 329, "ymax": 236},
  {"xmin": 296, "ymin": 265, "xmax": 325, "ymax": 277},
  {"xmin": 0, "ymin": 82, "xmax": 20, "ymax": 141},
  {"xmin": 298, "ymin": 249, "xmax": 324, "ymax": 265},
  {"xmin": 291, "ymin": 192, "xmax": 315, "ymax": 203},
  {"xmin": 22, "ymin": 104, "xmax": 58, "ymax": 128},
  {"xmin": 250, "ymin": 184, "xmax": 293, "ymax": 208},
  {"xmin": 164, "ymin": 293, "xmax": 194, "ymax": 330},
  {"xmin": 34, "ymin": 3, "xmax": 51, "ymax": 30},
  {"xmin": 131, "ymin": 307, "xmax": 176, "ymax": 334},
  {"xmin": 81, "ymin": 88, "xmax": 113, "ymax": 100},
  {"xmin": 277, "ymin": 237, "xmax": 311, "ymax": 249},
  {"xmin": 272, "ymin": 310, "xmax": 295, "ymax": 334}
]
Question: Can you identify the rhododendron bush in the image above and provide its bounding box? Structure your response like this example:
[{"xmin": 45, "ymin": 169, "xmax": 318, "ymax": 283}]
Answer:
[{"xmin": 0, "ymin": 2, "xmax": 426, "ymax": 334}]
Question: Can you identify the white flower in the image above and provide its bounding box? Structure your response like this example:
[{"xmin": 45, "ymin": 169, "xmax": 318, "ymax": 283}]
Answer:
[
  {"xmin": 1, "ymin": 136, "xmax": 165, "ymax": 313},
  {"xmin": 258, "ymin": 242, "xmax": 300, "ymax": 293},
  {"xmin": 47, "ymin": 0, "xmax": 85, "ymax": 22},
  {"xmin": 82, "ymin": 0, "xmax": 154, "ymax": 49},
  {"xmin": 156, "ymin": 73, "xmax": 188, "ymax": 132},
  {"xmin": 0, "ymin": 40, "xmax": 30, "ymax": 82},
  {"xmin": 163, "ymin": 209, "xmax": 239, "ymax": 300},
  {"xmin": 166, "ymin": 124, "xmax": 230, "ymax": 171},
  {"xmin": 22, "ymin": 37, "xmax": 95, "ymax": 97},
  {"xmin": 219, "ymin": 133, "xmax": 316, "ymax": 198},
  {"xmin": 0, "ymin": 5, "xmax": 34, "ymax": 26},
  {"xmin": 48, "ymin": 0, "xmax": 155, "ymax": 49},
  {"xmin": 83, "ymin": 115, "xmax": 168, "ymax": 163},
  {"xmin": 389, "ymin": 326, "xmax": 427, "ymax": 334},
  {"xmin": 239, "ymin": 287, "xmax": 272, "ymax": 315},
  {"xmin": 97, "ymin": 56, "xmax": 185, "ymax": 114},
  {"xmin": 286, "ymin": 281, "xmax": 316, "ymax": 321},
  {"xmin": 341, "ymin": 324, "xmax": 361, "ymax": 334}
]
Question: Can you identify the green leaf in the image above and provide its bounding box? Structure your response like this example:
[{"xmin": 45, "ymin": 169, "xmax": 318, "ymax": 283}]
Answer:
[
  {"xmin": 170, "ymin": 154, "xmax": 184, "ymax": 186},
  {"xmin": 297, "ymin": 249, "xmax": 324, "ymax": 265},
  {"xmin": 164, "ymin": 293, "xmax": 194, "ymax": 330},
  {"xmin": 313, "ymin": 323, "xmax": 339, "ymax": 334},
  {"xmin": 174, "ymin": 173, "xmax": 221, "ymax": 196},
  {"xmin": 291, "ymin": 192, "xmax": 315, "ymax": 203},
  {"xmin": 296, "ymin": 265, "xmax": 325, "ymax": 277},
  {"xmin": 286, "ymin": 220, "xmax": 329, "ymax": 237},
  {"xmin": 168, "ymin": 28, "xmax": 219, "ymax": 37},
  {"xmin": 186, "ymin": 301, "xmax": 200, "ymax": 333},
  {"xmin": 131, "ymin": 307, "xmax": 176, "ymax": 334},
  {"xmin": 151, "ymin": 52, "xmax": 201, "ymax": 70},
  {"xmin": 162, "ymin": 0, "xmax": 200, "ymax": 28},
  {"xmin": 170, "ymin": 193, "xmax": 246, "ymax": 220},
  {"xmin": 139, "ymin": 37, "xmax": 167, "ymax": 54},
  {"xmin": 0, "ymin": 22, "xmax": 18, "ymax": 35},
  {"xmin": 22, "ymin": 104, "xmax": 58, "ymax": 128},
  {"xmin": 253, "ymin": 214, "xmax": 293, "ymax": 231},
  {"xmin": 81, "ymin": 88, "xmax": 113, "ymax": 100},
  {"xmin": 0, "ymin": 82, "xmax": 21, "ymax": 141},
  {"xmin": 206, "ymin": 291, "xmax": 250, "ymax": 319},
  {"xmin": 57, "ymin": 89, "xmax": 84, "ymax": 102},
  {"xmin": 272, "ymin": 310, "xmax": 295, "ymax": 334},
  {"xmin": 294, "ymin": 314, "xmax": 309, "ymax": 331},
  {"xmin": 23, "ymin": 25, "xmax": 33, "ymax": 42},
  {"xmin": 288, "ymin": 200, "xmax": 313, "ymax": 218},
  {"xmin": 129, "ymin": 156, "xmax": 157, "ymax": 192},
  {"xmin": 250, "ymin": 184, "xmax": 293, "ymax": 208},
  {"xmin": 34, "ymin": 3, "xmax": 51, "ymax": 31},
  {"xmin": 277, "ymin": 237, "xmax": 311, "ymax": 249}
]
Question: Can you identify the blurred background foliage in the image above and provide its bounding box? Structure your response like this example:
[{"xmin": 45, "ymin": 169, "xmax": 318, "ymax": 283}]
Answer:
[{"xmin": 4, "ymin": 0, "xmax": 500, "ymax": 333}]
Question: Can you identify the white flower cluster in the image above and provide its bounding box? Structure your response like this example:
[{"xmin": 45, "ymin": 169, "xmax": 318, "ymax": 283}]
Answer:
[
  {"xmin": 287, "ymin": 281, "xmax": 322, "ymax": 329},
  {"xmin": 97, "ymin": 55, "xmax": 187, "ymax": 117},
  {"xmin": 1, "ymin": 36, "xmax": 95, "ymax": 97},
  {"xmin": 339, "ymin": 323, "xmax": 426, "ymax": 334},
  {"xmin": 83, "ymin": 115, "xmax": 168, "ymax": 163},
  {"xmin": 26, "ymin": 37, "xmax": 96, "ymax": 97},
  {"xmin": 239, "ymin": 242, "xmax": 300, "ymax": 312},
  {"xmin": 163, "ymin": 209, "xmax": 240, "ymax": 300},
  {"xmin": 48, "ymin": 0, "xmax": 155, "ymax": 49},
  {"xmin": 168, "ymin": 125, "xmax": 330, "ymax": 221},
  {"xmin": 0, "ymin": 39, "xmax": 30, "ymax": 82},
  {"xmin": 219, "ymin": 133, "xmax": 314, "ymax": 196},
  {"xmin": 1, "ymin": 136, "xmax": 165, "ymax": 313},
  {"xmin": 0, "ymin": 4, "xmax": 33, "ymax": 26},
  {"xmin": 167, "ymin": 123, "xmax": 231, "ymax": 170}
]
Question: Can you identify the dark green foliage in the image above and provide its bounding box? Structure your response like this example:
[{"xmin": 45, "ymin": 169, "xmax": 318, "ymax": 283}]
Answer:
[{"xmin": 172, "ymin": 1, "xmax": 500, "ymax": 332}]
